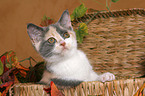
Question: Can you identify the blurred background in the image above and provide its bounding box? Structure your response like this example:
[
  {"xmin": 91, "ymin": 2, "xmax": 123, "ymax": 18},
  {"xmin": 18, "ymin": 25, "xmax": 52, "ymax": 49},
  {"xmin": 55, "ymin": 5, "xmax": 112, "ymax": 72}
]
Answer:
[{"xmin": 0, "ymin": 0, "xmax": 145, "ymax": 67}]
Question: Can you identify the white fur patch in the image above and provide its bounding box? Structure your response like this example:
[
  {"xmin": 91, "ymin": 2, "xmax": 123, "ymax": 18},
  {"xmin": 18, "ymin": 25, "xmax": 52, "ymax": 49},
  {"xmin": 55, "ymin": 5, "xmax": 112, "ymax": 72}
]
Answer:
[
  {"xmin": 45, "ymin": 49, "xmax": 115, "ymax": 82},
  {"xmin": 98, "ymin": 72, "xmax": 115, "ymax": 82},
  {"xmin": 44, "ymin": 26, "xmax": 60, "ymax": 41},
  {"xmin": 48, "ymin": 50, "xmax": 98, "ymax": 81},
  {"xmin": 34, "ymin": 41, "xmax": 41, "ymax": 51}
]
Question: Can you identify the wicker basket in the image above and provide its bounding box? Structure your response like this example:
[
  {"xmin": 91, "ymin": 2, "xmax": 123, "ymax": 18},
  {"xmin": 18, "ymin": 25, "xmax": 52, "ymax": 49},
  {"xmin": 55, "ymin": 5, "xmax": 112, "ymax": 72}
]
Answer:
[
  {"xmin": 73, "ymin": 8, "xmax": 145, "ymax": 80},
  {"xmin": 10, "ymin": 8, "xmax": 145, "ymax": 96}
]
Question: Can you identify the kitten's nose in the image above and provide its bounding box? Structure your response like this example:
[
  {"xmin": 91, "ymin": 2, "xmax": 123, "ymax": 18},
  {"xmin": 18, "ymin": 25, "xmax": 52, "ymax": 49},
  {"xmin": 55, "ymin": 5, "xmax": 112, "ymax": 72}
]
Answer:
[{"xmin": 60, "ymin": 41, "xmax": 66, "ymax": 47}]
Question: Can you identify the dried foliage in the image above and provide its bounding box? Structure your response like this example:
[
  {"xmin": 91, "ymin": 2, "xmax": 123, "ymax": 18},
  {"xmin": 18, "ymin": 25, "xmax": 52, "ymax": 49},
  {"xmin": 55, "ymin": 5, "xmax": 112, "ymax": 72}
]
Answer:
[{"xmin": 0, "ymin": 51, "xmax": 29, "ymax": 96}]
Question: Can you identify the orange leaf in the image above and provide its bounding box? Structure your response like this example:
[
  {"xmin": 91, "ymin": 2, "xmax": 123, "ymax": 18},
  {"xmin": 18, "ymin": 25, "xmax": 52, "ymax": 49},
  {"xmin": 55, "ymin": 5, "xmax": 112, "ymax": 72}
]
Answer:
[
  {"xmin": 5, "ymin": 51, "xmax": 29, "ymax": 71},
  {"xmin": 14, "ymin": 75, "xmax": 19, "ymax": 83},
  {"xmin": 51, "ymin": 81, "xmax": 64, "ymax": 96},
  {"xmin": 6, "ymin": 51, "xmax": 17, "ymax": 64},
  {"xmin": 134, "ymin": 83, "xmax": 145, "ymax": 96},
  {"xmin": 0, "ymin": 81, "xmax": 13, "ymax": 96},
  {"xmin": 12, "ymin": 62, "xmax": 29, "ymax": 71},
  {"xmin": 18, "ymin": 69, "xmax": 27, "ymax": 77}
]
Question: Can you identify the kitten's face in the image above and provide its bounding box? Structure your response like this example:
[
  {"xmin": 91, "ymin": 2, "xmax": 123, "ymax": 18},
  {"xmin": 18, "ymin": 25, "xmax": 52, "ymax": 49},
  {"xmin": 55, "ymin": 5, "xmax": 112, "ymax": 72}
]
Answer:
[
  {"xmin": 39, "ymin": 24, "xmax": 77, "ymax": 58},
  {"xmin": 27, "ymin": 10, "xmax": 77, "ymax": 61}
]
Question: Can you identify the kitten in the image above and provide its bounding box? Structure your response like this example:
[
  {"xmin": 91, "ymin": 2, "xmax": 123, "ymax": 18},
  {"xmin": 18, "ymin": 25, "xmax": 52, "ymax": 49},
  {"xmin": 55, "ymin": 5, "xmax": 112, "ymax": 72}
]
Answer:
[{"xmin": 27, "ymin": 10, "xmax": 115, "ymax": 87}]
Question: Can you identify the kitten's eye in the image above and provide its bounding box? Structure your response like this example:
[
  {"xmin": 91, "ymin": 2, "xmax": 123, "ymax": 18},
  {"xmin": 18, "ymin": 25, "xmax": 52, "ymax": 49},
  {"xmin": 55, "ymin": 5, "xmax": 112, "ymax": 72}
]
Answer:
[
  {"xmin": 47, "ymin": 37, "xmax": 56, "ymax": 44},
  {"xmin": 63, "ymin": 32, "xmax": 70, "ymax": 38}
]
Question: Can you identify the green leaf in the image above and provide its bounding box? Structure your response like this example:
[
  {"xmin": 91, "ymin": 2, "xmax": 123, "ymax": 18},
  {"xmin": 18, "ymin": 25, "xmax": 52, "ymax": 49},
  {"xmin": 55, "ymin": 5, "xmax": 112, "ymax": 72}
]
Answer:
[
  {"xmin": 111, "ymin": 0, "xmax": 119, "ymax": 3},
  {"xmin": 75, "ymin": 23, "xmax": 88, "ymax": 43},
  {"xmin": 0, "ymin": 60, "xmax": 3, "ymax": 75},
  {"xmin": 6, "ymin": 63, "xmax": 12, "ymax": 68},
  {"xmin": 106, "ymin": 6, "xmax": 110, "ymax": 11},
  {"xmin": 71, "ymin": 3, "xmax": 87, "ymax": 21},
  {"xmin": 0, "ymin": 80, "xmax": 2, "ymax": 84},
  {"xmin": 42, "ymin": 15, "xmax": 50, "ymax": 21}
]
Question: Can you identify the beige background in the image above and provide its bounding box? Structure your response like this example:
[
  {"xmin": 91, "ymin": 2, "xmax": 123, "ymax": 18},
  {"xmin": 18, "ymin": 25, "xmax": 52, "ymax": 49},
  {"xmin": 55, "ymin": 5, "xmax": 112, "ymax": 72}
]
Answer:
[{"xmin": 0, "ymin": 0, "xmax": 145, "ymax": 67}]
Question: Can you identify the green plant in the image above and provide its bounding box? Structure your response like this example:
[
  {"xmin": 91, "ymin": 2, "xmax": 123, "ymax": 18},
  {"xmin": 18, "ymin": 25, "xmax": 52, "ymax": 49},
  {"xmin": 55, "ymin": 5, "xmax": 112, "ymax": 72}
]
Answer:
[
  {"xmin": 81, "ymin": 0, "xmax": 119, "ymax": 11},
  {"xmin": 40, "ymin": 15, "xmax": 54, "ymax": 27},
  {"xmin": 71, "ymin": 0, "xmax": 119, "ymax": 43},
  {"xmin": 0, "ymin": 51, "xmax": 29, "ymax": 96},
  {"xmin": 70, "ymin": 3, "xmax": 88, "ymax": 43},
  {"xmin": 70, "ymin": 3, "xmax": 87, "ymax": 21}
]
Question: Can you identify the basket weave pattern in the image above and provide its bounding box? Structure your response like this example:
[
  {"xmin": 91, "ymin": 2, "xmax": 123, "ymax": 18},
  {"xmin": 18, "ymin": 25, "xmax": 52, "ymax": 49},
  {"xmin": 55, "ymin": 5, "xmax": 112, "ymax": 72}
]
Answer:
[
  {"xmin": 9, "ymin": 83, "xmax": 47, "ymax": 96},
  {"xmin": 63, "ymin": 78, "xmax": 145, "ymax": 96},
  {"xmin": 73, "ymin": 9, "xmax": 145, "ymax": 80},
  {"xmin": 10, "ymin": 78, "xmax": 145, "ymax": 96}
]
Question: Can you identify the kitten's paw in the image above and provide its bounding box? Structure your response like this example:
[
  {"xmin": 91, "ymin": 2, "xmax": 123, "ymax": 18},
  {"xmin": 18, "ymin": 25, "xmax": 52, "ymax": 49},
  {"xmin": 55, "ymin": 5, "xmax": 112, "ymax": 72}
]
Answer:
[{"xmin": 99, "ymin": 72, "xmax": 115, "ymax": 82}]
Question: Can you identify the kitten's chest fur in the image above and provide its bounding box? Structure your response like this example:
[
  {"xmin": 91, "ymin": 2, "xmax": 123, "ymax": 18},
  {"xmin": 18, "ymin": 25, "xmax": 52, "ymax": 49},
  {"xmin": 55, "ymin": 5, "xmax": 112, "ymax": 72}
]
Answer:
[{"xmin": 47, "ymin": 50, "xmax": 92, "ymax": 80}]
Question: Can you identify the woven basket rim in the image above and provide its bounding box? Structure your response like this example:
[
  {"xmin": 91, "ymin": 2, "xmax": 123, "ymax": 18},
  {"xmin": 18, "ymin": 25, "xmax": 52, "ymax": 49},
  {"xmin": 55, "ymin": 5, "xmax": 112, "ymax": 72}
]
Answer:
[
  {"xmin": 10, "ymin": 78, "xmax": 145, "ymax": 96},
  {"xmin": 12, "ymin": 77, "xmax": 145, "ymax": 86},
  {"xmin": 72, "ymin": 8, "xmax": 145, "ymax": 25}
]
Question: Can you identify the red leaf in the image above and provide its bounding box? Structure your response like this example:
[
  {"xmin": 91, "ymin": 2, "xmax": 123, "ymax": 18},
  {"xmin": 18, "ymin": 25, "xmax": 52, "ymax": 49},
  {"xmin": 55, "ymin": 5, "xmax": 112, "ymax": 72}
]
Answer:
[
  {"xmin": 0, "ymin": 81, "xmax": 13, "ymax": 88},
  {"xmin": 43, "ymin": 87, "xmax": 51, "ymax": 94},
  {"xmin": 40, "ymin": 16, "xmax": 54, "ymax": 27},
  {"xmin": 0, "ymin": 81, "xmax": 13, "ymax": 96},
  {"xmin": 1, "ymin": 55, "xmax": 6, "ymax": 64},
  {"xmin": 1, "ymin": 55, "xmax": 9, "ymax": 73}
]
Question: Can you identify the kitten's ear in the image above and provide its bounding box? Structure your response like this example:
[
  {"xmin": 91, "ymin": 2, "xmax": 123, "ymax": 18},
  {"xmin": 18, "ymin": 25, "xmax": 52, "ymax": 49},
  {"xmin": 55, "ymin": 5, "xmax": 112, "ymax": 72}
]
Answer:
[
  {"xmin": 58, "ymin": 10, "xmax": 73, "ymax": 30},
  {"xmin": 27, "ymin": 23, "xmax": 44, "ymax": 43}
]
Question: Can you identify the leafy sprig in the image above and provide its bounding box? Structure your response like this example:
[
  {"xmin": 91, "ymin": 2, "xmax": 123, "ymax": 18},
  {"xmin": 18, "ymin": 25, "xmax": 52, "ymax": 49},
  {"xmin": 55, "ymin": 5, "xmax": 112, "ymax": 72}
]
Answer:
[
  {"xmin": 71, "ymin": 0, "xmax": 119, "ymax": 43},
  {"xmin": 70, "ymin": 4, "xmax": 88, "ymax": 43},
  {"xmin": 70, "ymin": 3, "xmax": 87, "ymax": 21},
  {"xmin": 0, "ymin": 51, "xmax": 29, "ymax": 96},
  {"xmin": 40, "ymin": 15, "xmax": 54, "ymax": 27},
  {"xmin": 75, "ymin": 23, "xmax": 88, "ymax": 43}
]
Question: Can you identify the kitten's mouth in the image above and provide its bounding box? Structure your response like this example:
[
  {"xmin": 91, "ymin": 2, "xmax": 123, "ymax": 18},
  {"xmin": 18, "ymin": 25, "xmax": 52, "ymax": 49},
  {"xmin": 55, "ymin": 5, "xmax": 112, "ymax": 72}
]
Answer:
[
  {"xmin": 62, "ymin": 47, "xmax": 68, "ymax": 51},
  {"xmin": 61, "ymin": 46, "xmax": 69, "ymax": 52}
]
